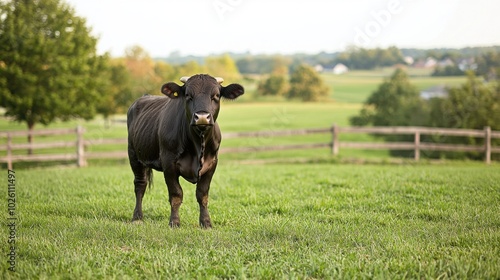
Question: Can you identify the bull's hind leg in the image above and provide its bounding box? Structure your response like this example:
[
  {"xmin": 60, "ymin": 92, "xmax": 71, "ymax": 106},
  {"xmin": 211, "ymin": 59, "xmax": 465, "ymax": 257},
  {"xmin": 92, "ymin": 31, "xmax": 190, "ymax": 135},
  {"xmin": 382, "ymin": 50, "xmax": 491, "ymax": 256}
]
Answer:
[{"xmin": 129, "ymin": 151, "xmax": 149, "ymax": 222}]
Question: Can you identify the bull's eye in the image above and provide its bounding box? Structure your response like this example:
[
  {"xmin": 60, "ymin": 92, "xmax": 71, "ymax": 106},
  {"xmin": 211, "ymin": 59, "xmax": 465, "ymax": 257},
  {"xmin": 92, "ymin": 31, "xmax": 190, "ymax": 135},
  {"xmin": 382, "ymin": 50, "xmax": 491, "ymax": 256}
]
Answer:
[{"xmin": 212, "ymin": 94, "xmax": 220, "ymax": 102}]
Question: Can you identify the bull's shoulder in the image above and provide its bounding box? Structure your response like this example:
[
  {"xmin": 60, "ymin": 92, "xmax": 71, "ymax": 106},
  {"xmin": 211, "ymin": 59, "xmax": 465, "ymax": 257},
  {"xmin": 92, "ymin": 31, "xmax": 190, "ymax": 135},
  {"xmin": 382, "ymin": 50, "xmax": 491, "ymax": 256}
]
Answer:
[{"xmin": 131, "ymin": 95, "xmax": 169, "ymax": 113}]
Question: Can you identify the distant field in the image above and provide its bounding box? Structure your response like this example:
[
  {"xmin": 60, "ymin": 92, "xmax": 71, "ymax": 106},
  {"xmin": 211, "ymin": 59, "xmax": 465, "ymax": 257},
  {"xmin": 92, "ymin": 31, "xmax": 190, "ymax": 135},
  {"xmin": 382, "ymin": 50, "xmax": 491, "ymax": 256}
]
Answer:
[
  {"xmin": 321, "ymin": 68, "xmax": 466, "ymax": 103},
  {"xmin": 237, "ymin": 68, "xmax": 467, "ymax": 104},
  {"xmin": 2, "ymin": 163, "xmax": 499, "ymax": 279}
]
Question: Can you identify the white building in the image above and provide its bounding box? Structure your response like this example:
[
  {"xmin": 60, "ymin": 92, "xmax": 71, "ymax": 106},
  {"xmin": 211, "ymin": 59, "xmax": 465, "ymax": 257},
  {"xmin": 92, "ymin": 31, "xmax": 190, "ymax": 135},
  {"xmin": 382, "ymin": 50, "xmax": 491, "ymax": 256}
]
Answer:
[{"xmin": 332, "ymin": 63, "xmax": 349, "ymax": 75}]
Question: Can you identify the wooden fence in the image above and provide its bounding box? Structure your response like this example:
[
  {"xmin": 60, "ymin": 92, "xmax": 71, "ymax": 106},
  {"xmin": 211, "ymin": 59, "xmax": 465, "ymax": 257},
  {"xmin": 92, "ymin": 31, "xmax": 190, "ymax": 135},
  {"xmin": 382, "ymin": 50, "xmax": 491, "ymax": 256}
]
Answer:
[
  {"xmin": 1, "ymin": 125, "xmax": 499, "ymax": 168},
  {"xmin": 0, "ymin": 126, "xmax": 127, "ymax": 169}
]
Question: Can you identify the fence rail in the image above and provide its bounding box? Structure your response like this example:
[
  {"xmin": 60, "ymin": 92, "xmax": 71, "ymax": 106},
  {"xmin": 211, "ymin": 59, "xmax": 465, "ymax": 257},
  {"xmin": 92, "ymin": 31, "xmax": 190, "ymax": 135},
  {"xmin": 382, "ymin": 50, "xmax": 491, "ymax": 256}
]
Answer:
[{"xmin": 1, "ymin": 125, "xmax": 499, "ymax": 168}]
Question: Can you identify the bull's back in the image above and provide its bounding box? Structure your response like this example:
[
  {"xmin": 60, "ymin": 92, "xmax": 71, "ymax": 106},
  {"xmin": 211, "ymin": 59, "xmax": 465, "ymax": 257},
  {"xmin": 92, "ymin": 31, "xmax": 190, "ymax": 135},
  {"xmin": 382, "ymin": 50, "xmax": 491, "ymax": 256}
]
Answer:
[{"xmin": 127, "ymin": 96, "xmax": 171, "ymax": 165}]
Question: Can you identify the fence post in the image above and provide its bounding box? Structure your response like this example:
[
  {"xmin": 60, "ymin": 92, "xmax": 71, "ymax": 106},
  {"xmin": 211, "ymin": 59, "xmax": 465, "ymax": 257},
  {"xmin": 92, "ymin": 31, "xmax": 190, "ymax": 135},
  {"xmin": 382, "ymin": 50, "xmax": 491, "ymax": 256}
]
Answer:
[
  {"xmin": 485, "ymin": 126, "xmax": 491, "ymax": 164},
  {"xmin": 76, "ymin": 125, "xmax": 87, "ymax": 167},
  {"xmin": 331, "ymin": 124, "xmax": 339, "ymax": 155},
  {"xmin": 7, "ymin": 133, "xmax": 13, "ymax": 170},
  {"xmin": 414, "ymin": 130, "xmax": 420, "ymax": 161}
]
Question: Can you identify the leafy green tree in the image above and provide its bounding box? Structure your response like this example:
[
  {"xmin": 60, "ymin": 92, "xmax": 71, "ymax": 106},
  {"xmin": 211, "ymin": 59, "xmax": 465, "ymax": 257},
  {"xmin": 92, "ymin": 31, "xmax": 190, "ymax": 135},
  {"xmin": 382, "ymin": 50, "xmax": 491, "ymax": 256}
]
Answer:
[
  {"xmin": 287, "ymin": 64, "xmax": 329, "ymax": 101},
  {"xmin": 432, "ymin": 65, "xmax": 464, "ymax": 76},
  {"xmin": 236, "ymin": 55, "xmax": 291, "ymax": 74},
  {"xmin": 431, "ymin": 71, "xmax": 500, "ymax": 130},
  {"xmin": 475, "ymin": 51, "xmax": 500, "ymax": 80},
  {"xmin": 97, "ymin": 61, "xmax": 133, "ymax": 120},
  {"xmin": 206, "ymin": 54, "xmax": 241, "ymax": 81},
  {"xmin": 176, "ymin": 60, "xmax": 207, "ymax": 79},
  {"xmin": 350, "ymin": 68, "xmax": 427, "ymax": 127},
  {"xmin": 123, "ymin": 45, "xmax": 160, "ymax": 95},
  {"xmin": 426, "ymin": 72, "xmax": 500, "ymax": 160},
  {"xmin": 257, "ymin": 74, "xmax": 289, "ymax": 97},
  {"xmin": 0, "ymin": 0, "xmax": 108, "ymax": 146},
  {"xmin": 154, "ymin": 61, "xmax": 177, "ymax": 85},
  {"xmin": 350, "ymin": 69, "xmax": 428, "ymax": 157}
]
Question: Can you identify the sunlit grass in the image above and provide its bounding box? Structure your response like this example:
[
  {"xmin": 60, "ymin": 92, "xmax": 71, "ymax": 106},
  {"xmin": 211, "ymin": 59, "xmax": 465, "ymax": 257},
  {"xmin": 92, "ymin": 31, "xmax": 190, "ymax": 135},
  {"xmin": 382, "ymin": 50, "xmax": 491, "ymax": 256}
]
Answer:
[{"xmin": 2, "ymin": 163, "xmax": 499, "ymax": 279}]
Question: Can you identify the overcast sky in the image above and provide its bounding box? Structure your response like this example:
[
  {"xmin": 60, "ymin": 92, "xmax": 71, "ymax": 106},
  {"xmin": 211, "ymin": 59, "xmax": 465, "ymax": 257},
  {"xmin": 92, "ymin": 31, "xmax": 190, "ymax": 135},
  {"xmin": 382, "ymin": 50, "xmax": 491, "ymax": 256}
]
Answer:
[{"xmin": 65, "ymin": 0, "xmax": 500, "ymax": 57}]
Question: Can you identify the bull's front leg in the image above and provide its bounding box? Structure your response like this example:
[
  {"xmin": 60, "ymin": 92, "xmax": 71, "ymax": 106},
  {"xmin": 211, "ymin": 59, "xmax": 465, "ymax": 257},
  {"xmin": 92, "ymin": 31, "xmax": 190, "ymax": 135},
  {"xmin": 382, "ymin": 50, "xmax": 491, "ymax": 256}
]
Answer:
[
  {"xmin": 197, "ymin": 167, "xmax": 216, "ymax": 228},
  {"xmin": 163, "ymin": 173, "xmax": 183, "ymax": 228}
]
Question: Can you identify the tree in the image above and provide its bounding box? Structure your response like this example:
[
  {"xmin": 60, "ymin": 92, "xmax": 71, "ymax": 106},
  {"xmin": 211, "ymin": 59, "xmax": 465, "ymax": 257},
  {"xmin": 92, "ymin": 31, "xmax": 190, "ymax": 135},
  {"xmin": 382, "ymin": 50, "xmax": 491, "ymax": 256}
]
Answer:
[
  {"xmin": 287, "ymin": 64, "xmax": 330, "ymax": 101},
  {"xmin": 154, "ymin": 61, "xmax": 178, "ymax": 85},
  {"xmin": 432, "ymin": 71, "xmax": 500, "ymax": 130},
  {"xmin": 174, "ymin": 60, "xmax": 206, "ymax": 79},
  {"xmin": 97, "ymin": 61, "xmax": 134, "ymax": 120},
  {"xmin": 432, "ymin": 65, "xmax": 464, "ymax": 76},
  {"xmin": 256, "ymin": 59, "xmax": 290, "ymax": 97},
  {"xmin": 0, "ymin": 0, "xmax": 108, "ymax": 149},
  {"xmin": 427, "ymin": 72, "xmax": 500, "ymax": 160},
  {"xmin": 123, "ymin": 45, "xmax": 160, "ymax": 95},
  {"xmin": 335, "ymin": 46, "xmax": 405, "ymax": 70},
  {"xmin": 475, "ymin": 51, "xmax": 500, "ymax": 81},
  {"xmin": 350, "ymin": 69, "xmax": 428, "ymax": 157},
  {"xmin": 350, "ymin": 68, "xmax": 426, "ymax": 127},
  {"xmin": 257, "ymin": 74, "xmax": 289, "ymax": 97},
  {"xmin": 205, "ymin": 54, "xmax": 241, "ymax": 81}
]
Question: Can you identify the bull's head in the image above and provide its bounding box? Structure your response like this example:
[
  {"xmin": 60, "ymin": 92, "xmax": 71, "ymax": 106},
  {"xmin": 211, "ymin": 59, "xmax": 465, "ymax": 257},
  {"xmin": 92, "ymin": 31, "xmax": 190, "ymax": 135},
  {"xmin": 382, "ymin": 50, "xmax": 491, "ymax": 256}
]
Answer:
[{"xmin": 160, "ymin": 74, "xmax": 244, "ymax": 133}]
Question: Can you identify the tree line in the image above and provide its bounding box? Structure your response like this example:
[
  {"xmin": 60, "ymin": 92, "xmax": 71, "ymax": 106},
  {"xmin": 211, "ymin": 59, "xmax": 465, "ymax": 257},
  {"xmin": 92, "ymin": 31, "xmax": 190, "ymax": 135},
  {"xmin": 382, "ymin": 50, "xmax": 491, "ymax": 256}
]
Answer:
[{"xmin": 350, "ymin": 69, "xmax": 500, "ymax": 160}]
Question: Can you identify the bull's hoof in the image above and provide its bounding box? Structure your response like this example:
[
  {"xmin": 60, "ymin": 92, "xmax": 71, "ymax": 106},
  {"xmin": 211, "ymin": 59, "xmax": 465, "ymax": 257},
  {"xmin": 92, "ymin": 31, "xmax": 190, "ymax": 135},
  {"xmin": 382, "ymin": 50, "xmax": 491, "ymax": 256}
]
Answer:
[
  {"xmin": 131, "ymin": 220, "xmax": 143, "ymax": 225},
  {"xmin": 131, "ymin": 216, "xmax": 143, "ymax": 222},
  {"xmin": 132, "ymin": 210, "xmax": 143, "ymax": 222},
  {"xmin": 169, "ymin": 218, "xmax": 180, "ymax": 228},
  {"xmin": 200, "ymin": 219, "xmax": 212, "ymax": 229}
]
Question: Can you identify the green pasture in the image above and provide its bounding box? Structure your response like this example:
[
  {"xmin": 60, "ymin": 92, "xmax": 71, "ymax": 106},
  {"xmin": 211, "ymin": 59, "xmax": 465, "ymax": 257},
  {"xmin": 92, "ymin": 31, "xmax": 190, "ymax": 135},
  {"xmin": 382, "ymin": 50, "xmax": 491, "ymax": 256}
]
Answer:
[
  {"xmin": 2, "ymin": 163, "xmax": 499, "ymax": 279},
  {"xmin": 321, "ymin": 68, "xmax": 466, "ymax": 103},
  {"xmin": 236, "ymin": 68, "xmax": 466, "ymax": 104}
]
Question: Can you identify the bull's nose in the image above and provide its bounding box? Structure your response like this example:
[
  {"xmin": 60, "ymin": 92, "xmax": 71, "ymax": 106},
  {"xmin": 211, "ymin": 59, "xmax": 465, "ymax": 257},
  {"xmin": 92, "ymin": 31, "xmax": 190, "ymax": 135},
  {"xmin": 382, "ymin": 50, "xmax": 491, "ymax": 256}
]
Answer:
[{"xmin": 194, "ymin": 112, "xmax": 211, "ymax": 125}]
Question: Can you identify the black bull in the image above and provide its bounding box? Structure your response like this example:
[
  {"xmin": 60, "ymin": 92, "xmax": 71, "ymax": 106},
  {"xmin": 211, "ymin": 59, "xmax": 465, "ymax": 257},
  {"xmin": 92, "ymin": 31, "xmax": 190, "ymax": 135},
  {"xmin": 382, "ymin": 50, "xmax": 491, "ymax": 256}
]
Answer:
[{"xmin": 127, "ymin": 74, "xmax": 244, "ymax": 228}]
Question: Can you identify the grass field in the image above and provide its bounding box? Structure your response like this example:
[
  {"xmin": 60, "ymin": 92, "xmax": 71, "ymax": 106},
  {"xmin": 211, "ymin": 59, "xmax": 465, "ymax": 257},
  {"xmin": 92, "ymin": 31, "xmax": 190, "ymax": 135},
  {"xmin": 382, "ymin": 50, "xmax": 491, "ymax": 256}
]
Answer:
[
  {"xmin": 235, "ymin": 68, "xmax": 466, "ymax": 104},
  {"xmin": 2, "ymin": 163, "xmax": 499, "ymax": 279},
  {"xmin": 321, "ymin": 69, "xmax": 466, "ymax": 103},
  {"xmin": 3, "ymin": 69, "xmax": 497, "ymax": 278}
]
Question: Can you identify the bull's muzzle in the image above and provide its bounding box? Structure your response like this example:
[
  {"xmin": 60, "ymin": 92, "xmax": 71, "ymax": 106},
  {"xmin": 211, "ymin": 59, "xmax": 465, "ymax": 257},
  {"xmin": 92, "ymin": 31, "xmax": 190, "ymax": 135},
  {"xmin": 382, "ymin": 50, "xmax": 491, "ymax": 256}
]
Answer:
[{"xmin": 193, "ymin": 112, "xmax": 212, "ymax": 126}]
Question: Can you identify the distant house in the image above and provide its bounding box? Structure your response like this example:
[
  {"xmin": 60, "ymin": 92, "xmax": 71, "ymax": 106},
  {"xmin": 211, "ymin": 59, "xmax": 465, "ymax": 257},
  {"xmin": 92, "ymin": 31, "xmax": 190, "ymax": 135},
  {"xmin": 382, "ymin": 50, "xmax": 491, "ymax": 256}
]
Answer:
[
  {"xmin": 458, "ymin": 58, "xmax": 477, "ymax": 71},
  {"xmin": 332, "ymin": 63, "xmax": 349, "ymax": 75},
  {"xmin": 404, "ymin": 56, "xmax": 414, "ymax": 65},
  {"xmin": 420, "ymin": 85, "xmax": 447, "ymax": 100},
  {"xmin": 414, "ymin": 57, "xmax": 438, "ymax": 68},
  {"xmin": 424, "ymin": 57, "xmax": 437, "ymax": 68},
  {"xmin": 438, "ymin": 58, "xmax": 455, "ymax": 67}
]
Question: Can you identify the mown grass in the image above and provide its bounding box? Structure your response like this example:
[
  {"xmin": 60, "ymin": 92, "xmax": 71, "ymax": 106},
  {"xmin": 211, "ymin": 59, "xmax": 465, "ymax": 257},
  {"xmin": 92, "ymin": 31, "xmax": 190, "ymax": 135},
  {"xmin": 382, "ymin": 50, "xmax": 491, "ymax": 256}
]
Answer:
[{"xmin": 1, "ymin": 163, "xmax": 499, "ymax": 279}]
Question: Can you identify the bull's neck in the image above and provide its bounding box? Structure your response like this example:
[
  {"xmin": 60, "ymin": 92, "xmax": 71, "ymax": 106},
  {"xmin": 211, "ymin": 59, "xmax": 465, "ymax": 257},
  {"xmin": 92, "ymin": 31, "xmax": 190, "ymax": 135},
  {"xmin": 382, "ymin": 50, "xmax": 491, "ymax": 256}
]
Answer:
[{"xmin": 189, "ymin": 127, "xmax": 214, "ymax": 181}]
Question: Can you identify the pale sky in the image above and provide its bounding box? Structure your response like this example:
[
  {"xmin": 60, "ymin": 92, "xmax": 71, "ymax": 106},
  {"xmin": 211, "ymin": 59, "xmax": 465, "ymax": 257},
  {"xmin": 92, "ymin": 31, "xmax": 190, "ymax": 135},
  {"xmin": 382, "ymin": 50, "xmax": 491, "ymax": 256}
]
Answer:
[{"xmin": 65, "ymin": 0, "xmax": 500, "ymax": 57}]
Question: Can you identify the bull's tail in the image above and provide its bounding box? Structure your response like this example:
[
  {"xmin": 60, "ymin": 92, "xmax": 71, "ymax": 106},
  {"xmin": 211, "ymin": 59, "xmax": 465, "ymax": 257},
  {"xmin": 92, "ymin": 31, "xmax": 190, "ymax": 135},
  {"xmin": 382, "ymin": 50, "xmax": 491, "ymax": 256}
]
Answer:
[{"xmin": 146, "ymin": 168, "xmax": 154, "ymax": 189}]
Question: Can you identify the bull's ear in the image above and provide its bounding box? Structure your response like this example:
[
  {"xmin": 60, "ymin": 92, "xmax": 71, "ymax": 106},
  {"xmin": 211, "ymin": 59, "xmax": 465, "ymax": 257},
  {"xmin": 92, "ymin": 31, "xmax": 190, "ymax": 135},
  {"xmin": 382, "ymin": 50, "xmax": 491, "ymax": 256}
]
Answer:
[
  {"xmin": 161, "ymin": 82, "xmax": 183, "ymax": 98},
  {"xmin": 221, "ymin": 84, "xmax": 244, "ymax": 100}
]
